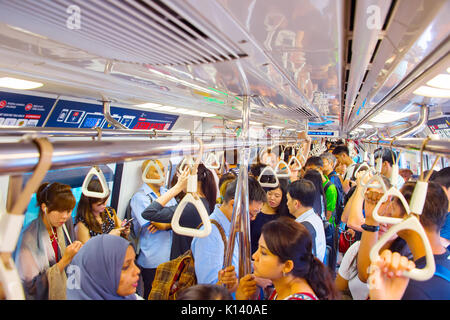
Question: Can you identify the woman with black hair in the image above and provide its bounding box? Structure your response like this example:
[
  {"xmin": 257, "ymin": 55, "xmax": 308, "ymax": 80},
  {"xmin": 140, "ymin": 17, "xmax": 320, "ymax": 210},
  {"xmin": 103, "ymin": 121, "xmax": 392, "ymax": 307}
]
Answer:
[
  {"xmin": 250, "ymin": 178, "xmax": 291, "ymax": 255},
  {"xmin": 75, "ymin": 178, "xmax": 130, "ymax": 243},
  {"xmin": 237, "ymin": 217, "xmax": 339, "ymax": 300},
  {"xmin": 141, "ymin": 163, "xmax": 217, "ymax": 259},
  {"xmin": 303, "ymin": 169, "xmax": 327, "ymax": 221},
  {"xmin": 15, "ymin": 182, "xmax": 83, "ymax": 300}
]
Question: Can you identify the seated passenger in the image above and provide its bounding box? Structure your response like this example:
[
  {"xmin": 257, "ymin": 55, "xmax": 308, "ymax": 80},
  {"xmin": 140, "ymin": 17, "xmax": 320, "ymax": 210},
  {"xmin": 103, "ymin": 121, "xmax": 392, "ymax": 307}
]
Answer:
[
  {"xmin": 286, "ymin": 179, "xmax": 326, "ymax": 262},
  {"xmin": 191, "ymin": 177, "xmax": 266, "ymax": 286},
  {"xmin": 251, "ymin": 178, "xmax": 291, "ymax": 255},
  {"xmin": 129, "ymin": 159, "xmax": 177, "ymax": 299},
  {"xmin": 15, "ymin": 182, "xmax": 83, "ymax": 300},
  {"xmin": 141, "ymin": 163, "xmax": 217, "ymax": 260},
  {"xmin": 74, "ymin": 178, "xmax": 130, "ymax": 243},
  {"xmin": 236, "ymin": 217, "xmax": 339, "ymax": 300},
  {"xmin": 66, "ymin": 234, "xmax": 141, "ymax": 300}
]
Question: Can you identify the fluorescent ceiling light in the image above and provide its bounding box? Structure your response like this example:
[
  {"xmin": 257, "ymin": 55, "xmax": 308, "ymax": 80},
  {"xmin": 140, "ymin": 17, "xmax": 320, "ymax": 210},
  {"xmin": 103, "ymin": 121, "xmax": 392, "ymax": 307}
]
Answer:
[
  {"xmin": 359, "ymin": 124, "xmax": 373, "ymax": 129},
  {"xmin": 232, "ymin": 119, "xmax": 261, "ymax": 125},
  {"xmin": 447, "ymin": 67, "xmax": 450, "ymax": 73},
  {"xmin": 135, "ymin": 102, "xmax": 162, "ymax": 109},
  {"xmin": 267, "ymin": 125, "xmax": 284, "ymax": 129},
  {"xmin": 370, "ymin": 110, "xmax": 417, "ymax": 123},
  {"xmin": 413, "ymin": 85, "xmax": 450, "ymax": 98},
  {"xmin": 0, "ymin": 77, "xmax": 43, "ymax": 90},
  {"xmin": 426, "ymin": 74, "xmax": 450, "ymax": 90}
]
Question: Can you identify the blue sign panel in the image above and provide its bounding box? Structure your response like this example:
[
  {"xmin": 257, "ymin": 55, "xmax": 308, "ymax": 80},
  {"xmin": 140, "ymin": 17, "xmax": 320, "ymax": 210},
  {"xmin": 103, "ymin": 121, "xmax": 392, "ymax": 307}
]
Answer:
[
  {"xmin": 0, "ymin": 91, "xmax": 56, "ymax": 127},
  {"xmin": 45, "ymin": 100, "xmax": 178, "ymax": 130},
  {"xmin": 308, "ymin": 131, "xmax": 337, "ymax": 136}
]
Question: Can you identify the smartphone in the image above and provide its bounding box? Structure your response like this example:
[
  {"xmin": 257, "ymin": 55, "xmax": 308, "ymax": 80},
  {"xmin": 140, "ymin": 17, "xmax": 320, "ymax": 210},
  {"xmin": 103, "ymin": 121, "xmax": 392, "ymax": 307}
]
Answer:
[{"xmin": 122, "ymin": 218, "xmax": 134, "ymax": 227}]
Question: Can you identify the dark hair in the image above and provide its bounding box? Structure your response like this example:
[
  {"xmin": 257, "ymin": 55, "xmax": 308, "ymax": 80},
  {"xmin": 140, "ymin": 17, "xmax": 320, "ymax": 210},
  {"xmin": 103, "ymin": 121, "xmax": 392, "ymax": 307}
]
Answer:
[
  {"xmin": 177, "ymin": 284, "xmax": 232, "ymax": 300},
  {"xmin": 397, "ymin": 181, "xmax": 448, "ymax": 233},
  {"xmin": 261, "ymin": 217, "xmax": 339, "ymax": 300},
  {"xmin": 287, "ymin": 179, "xmax": 316, "ymax": 208},
  {"xmin": 373, "ymin": 148, "xmax": 398, "ymax": 166},
  {"xmin": 431, "ymin": 166, "xmax": 450, "ymax": 189},
  {"xmin": 305, "ymin": 156, "xmax": 324, "ymax": 169},
  {"xmin": 332, "ymin": 145, "xmax": 349, "ymax": 156},
  {"xmin": 197, "ymin": 163, "xmax": 217, "ymax": 214},
  {"xmin": 219, "ymin": 172, "xmax": 237, "ymax": 190},
  {"xmin": 224, "ymin": 176, "xmax": 267, "ymax": 204},
  {"xmin": 37, "ymin": 182, "xmax": 76, "ymax": 215},
  {"xmin": 264, "ymin": 178, "xmax": 291, "ymax": 217},
  {"xmin": 250, "ymin": 162, "xmax": 267, "ymax": 179},
  {"xmin": 303, "ymin": 170, "xmax": 327, "ymax": 218},
  {"xmin": 75, "ymin": 178, "xmax": 110, "ymax": 234}
]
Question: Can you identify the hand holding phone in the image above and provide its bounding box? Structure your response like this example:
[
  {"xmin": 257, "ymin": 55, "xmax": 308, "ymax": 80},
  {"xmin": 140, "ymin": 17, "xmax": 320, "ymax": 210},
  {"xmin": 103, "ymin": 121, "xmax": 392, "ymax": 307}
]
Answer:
[{"xmin": 122, "ymin": 218, "xmax": 134, "ymax": 228}]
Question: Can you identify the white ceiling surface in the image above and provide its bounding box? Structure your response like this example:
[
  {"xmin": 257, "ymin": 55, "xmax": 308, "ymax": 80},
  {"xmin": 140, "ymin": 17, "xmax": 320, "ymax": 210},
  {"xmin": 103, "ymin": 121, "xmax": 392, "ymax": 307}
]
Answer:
[{"xmin": 0, "ymin": 0, "xmax": 447, "ymax": 137}]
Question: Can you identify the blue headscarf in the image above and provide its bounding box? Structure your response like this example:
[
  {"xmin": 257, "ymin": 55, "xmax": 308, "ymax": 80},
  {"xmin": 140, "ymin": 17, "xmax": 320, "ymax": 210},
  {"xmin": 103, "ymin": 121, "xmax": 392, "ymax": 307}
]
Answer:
[{"xmin": 66, "ymin": 234, "xmax": 136, "ymax": 300}]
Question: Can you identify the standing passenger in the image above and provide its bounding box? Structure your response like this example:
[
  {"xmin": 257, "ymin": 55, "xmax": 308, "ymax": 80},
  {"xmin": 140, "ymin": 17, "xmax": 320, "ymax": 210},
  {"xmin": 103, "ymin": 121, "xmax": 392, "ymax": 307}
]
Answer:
[
  {"xmin": 15, "ymin": 182, "xmax": 83, "ymax": 299},
  {"xmin": 129, "ymin": 159, "xmax": 177, "ymax": 299},
  {"xmin": 141, "ymin": 164, "xmax": 217, "ymax": 260},
  {"xmin": 286, "ymin": 179, "xmax": 326, "ymax": 262},
  {"xmin": 236, "ymin": 217, "xmax": 339, "ymax": 300}
]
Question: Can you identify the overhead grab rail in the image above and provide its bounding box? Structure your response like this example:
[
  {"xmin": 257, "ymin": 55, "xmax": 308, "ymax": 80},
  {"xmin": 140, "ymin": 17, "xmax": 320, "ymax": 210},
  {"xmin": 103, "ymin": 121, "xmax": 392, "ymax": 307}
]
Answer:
[
  {"xmin": 0, "ymin": 137, "xmax": 296, "ymax": 176},
  {"xmin": 171, "ymin": 138, "xmax": 212, "ymax": 238},
  {"xmin": 369, "ymin": 137, "xmax": 440, "ymax": 281},
  {"xmin": 0, "ymin": 137, "xmax": 53, "ymax": 300}
]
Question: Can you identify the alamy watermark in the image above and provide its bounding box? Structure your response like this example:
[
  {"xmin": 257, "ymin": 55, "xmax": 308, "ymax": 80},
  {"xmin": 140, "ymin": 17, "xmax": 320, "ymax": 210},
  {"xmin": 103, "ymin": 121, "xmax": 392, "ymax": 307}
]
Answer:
[{"xmin": 66, "ymin": 5, "xmax": 81, "ymax": 30}]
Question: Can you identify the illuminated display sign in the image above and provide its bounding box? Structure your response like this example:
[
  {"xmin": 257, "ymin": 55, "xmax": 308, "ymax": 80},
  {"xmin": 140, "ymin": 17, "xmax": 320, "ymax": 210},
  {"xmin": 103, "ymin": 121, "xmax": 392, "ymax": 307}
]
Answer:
[{"xmin": 307, "ymin": 130, "xmax": 338, "ymax": 137}]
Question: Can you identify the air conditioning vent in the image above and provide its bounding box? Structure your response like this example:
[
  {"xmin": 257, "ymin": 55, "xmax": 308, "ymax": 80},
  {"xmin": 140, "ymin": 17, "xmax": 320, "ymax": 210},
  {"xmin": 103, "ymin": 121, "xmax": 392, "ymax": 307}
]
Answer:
[{"xmin": 1, "ymin": 0, "xmax": 248, "ymax": 66}]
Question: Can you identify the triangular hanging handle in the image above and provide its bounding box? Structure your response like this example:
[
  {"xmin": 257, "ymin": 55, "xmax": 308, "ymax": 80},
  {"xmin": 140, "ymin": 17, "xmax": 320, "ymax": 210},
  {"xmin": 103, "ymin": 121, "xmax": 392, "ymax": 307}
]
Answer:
[
  {"xmin": 274, "ymin": 159, "xmax": 292, "ymax": 178},
  {"xmin": 353, "ymin": 162, "xmax": 370, "ymax": 178},
  {"xmin": 171, "ymin": 194, "xmax": 212, "ymax": 238},
  {"xmin": 81, "ymin": 166, "xmax": 109, "ymax": 198},
  {"xmin": 204, "ymin": 152, "xmax": 220, "ymax": 170},
  {"xmin": 369, "ymin": 216, "xmax": 436, "ymax": 281},
  {"xmin": 142, "ymin": 160, "xmax": 165, "ymax": 184},
  {"xmin": 372, "ymin": 187, "xmax": 411, "ymax": 225},
  {"xmin": 360, "ymin": 171, "xmax": 386, "ymax": 190},
  {"xmin": 0, "ymin": 137, "xmax": 53, "ymax": 300},
  {"xmin": 258, "ymin": 166, "xmax": 280, "ymax": 188},
  {"xmin": 288, "ymin": 154, "xmax": 302, "ymax": 170}
]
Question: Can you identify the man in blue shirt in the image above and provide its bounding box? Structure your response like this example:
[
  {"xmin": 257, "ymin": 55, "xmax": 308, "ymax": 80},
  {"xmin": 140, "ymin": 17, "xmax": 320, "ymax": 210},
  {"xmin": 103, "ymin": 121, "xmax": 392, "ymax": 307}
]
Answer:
[
  {"xmin": 129, "ymin": 159, "xmax": 177, "ymax": 299},
  {"xmin": 191, "ymin": 177, "xmax": 266, "ymax": 290}
]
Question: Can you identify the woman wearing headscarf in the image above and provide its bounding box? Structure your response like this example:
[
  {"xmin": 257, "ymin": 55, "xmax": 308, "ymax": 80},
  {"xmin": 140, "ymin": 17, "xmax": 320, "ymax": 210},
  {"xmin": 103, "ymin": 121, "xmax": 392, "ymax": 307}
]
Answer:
[{"xmin": 66, "ymin": 234, "xmax": 141, "ymax": 300}]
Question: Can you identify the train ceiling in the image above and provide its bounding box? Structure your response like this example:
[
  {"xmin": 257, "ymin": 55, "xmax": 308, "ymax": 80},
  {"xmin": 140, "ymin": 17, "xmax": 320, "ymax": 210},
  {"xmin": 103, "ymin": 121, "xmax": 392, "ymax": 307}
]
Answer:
[{"xmin": 0, "ymin": 0, "xmax": 448, "ymax": 137}]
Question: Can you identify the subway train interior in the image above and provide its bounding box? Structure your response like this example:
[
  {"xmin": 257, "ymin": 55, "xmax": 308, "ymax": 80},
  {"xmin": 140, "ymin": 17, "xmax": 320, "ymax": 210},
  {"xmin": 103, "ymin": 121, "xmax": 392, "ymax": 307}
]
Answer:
[{"xmin": 0, "ymin": 0, "xmax": 449, "ymax": 302}]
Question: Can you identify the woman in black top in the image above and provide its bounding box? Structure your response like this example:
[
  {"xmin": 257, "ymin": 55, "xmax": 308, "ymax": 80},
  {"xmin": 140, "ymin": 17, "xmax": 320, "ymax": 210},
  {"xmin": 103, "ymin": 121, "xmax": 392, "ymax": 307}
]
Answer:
[
  {"xmin": 142, "ymin": 163, "xmax": 217, "ymax": 260},
  {"xmin": 251, "ymin": 178, "xmax": 290, "ymax": 254}
]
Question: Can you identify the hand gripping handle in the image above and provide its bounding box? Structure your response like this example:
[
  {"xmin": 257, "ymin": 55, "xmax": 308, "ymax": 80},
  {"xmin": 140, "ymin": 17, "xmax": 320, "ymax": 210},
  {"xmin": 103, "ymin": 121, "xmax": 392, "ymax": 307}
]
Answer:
[{"xmin": 369, "ymin": 216, "xmax": 435, "ymax": 281}]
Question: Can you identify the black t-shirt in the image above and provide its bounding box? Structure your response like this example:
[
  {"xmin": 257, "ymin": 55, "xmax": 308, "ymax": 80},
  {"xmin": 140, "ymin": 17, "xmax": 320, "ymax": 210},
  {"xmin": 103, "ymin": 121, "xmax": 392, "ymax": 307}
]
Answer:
[
  {"xmin": 251, "ymin": 211, "xmax": 280, "ymax": 255},
  {"xmin": 142, "ymin": 198, "xmax": 211, "ymax": 260},
  {"xmin": 402, "ymin": 248, "xmax": 450, "ymax": 300}
]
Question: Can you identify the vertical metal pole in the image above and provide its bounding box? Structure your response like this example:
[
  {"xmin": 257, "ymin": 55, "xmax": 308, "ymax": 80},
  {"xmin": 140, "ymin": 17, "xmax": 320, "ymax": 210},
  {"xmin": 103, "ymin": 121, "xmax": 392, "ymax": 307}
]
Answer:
[{"xmin": 224, "ymin": 61, "xmax": 252, "ymax": 277}]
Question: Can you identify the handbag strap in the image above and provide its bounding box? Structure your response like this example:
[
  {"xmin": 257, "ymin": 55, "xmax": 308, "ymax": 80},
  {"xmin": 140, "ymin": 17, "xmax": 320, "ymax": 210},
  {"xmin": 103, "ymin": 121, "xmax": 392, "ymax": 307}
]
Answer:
[{"xmin": 197, "ymin": 219, "xmax": 228, "ymax": 260}]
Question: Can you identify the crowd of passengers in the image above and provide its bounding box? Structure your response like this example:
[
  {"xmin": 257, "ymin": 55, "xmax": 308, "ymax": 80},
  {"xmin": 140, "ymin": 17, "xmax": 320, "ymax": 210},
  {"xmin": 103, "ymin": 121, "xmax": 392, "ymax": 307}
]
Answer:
[{"xmin": 5, "ymin": 134, "xmax": 450, "ymax": 300}]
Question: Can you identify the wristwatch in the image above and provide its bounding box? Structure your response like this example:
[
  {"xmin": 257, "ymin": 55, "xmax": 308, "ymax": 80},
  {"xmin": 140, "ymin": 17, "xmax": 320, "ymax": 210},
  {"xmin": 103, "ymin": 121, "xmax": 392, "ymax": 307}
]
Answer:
[{"xmin": 361, "ymin": 224, "xmax": 380, "ymax": 232}]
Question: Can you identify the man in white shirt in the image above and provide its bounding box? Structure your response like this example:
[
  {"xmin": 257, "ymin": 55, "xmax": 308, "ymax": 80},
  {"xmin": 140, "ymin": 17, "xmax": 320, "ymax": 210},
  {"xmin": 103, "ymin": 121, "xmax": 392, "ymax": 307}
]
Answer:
[
  {"xmin": 332, "ymin": 145, "xmax": 357, "ymax": 194},
  {"xmin": 286, "ymin": 179, "xmax": 326, "ymax": 262},
  {"xmin": 373, "ymin": 148, "xmax": 405, "ymax": 190}
]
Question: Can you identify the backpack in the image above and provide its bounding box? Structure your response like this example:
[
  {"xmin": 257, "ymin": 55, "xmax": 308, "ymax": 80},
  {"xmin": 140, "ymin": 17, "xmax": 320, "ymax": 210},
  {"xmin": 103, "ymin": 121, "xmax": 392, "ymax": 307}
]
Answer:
[
  {"xmin": 328, "ymin": 172, "xmax": 344, "ymax": 225},
  {"xmin": 148, "ymin": 219, "xmax": 227, "ymax": 300}
]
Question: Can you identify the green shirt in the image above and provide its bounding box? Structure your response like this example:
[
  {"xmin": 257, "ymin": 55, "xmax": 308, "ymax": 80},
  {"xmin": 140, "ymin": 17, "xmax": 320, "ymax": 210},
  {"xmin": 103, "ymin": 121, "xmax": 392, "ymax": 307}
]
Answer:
[{"xmin": 323, "ymin": 175, "xmax": 337, "ymax": 214}]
